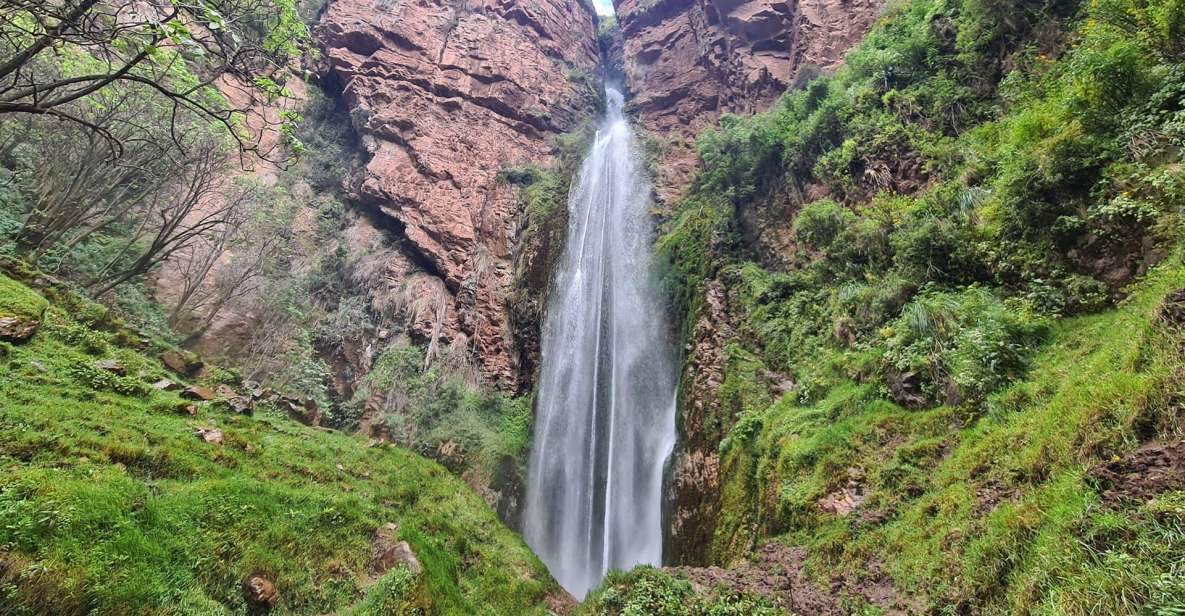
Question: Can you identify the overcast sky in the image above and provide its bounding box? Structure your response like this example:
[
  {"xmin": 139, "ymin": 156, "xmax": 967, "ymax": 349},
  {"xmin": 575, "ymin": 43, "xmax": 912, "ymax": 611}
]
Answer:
[{"xmin": 593, "ymin": 0, "xmax": 614, "ymax": 15}]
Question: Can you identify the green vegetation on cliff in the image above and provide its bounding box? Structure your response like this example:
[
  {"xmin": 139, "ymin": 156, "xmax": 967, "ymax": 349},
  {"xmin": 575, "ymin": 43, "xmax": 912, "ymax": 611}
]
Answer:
[
  {"xmin": 0, "ymin": 272, "xmax": 560, "ymax": 615},
  {"xmin": 657, "ymin": 0, "xmax": 1185, "ymax": 611}
]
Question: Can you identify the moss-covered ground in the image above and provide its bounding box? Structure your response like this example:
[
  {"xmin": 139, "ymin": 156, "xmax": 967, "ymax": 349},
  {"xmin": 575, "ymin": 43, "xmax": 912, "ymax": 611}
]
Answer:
[{"xmin": 0, "ymin": 273, "xmax": 560, "ymax": 615}]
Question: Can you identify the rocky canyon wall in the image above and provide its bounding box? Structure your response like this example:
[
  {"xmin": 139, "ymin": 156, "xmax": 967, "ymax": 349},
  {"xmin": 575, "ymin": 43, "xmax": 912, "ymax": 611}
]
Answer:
[
  {"xmin": 317, "ymin": 0, "xmax": 602, "ymax": 390},
  {"xmin": 608, "ymin": 0, "xmax": 888, "ymax": 564},
  {"xmin": 612, "ymin": 0, "xmax": 885, "ymax": 203}
]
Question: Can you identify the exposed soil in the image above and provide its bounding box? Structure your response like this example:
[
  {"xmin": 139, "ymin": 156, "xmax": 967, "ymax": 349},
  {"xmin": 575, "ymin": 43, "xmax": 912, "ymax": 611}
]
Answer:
[
  {"xmin": 1090, "ymin": 438, "xmax": 1185, "ymax": 502},
  {"xmin": 669, "ymin": 542, "xmax": 923, "ymax": 615}
]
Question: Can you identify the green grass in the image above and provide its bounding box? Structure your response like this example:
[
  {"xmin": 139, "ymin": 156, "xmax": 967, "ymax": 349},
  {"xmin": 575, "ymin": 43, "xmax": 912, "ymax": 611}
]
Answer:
[
  {"xmin": 713, "ymin": 258, "xmax": 1185, "ymax": 614},
  {"xmin": 0, "ymin": 274, "xmax": 560, "ymax": 615},
  {"xmin": 0, "ymin": 274, "xmax": 47, "ymax": 320}
]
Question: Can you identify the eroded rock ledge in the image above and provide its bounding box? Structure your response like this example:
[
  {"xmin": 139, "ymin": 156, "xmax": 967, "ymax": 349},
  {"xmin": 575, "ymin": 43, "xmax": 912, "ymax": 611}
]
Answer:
[{"xmin": 317, "ymin": 0, "xmax": 601, "ymax": 389}]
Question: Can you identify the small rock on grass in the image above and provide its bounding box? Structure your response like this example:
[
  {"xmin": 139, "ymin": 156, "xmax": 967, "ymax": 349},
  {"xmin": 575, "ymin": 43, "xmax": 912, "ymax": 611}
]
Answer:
[
  {"xmin": 181, "ymin": 385, "xmax": 215, "ymax": 401},
  {"xmin": 152, "ymin": 378, "xmax": 182, "ymax": 391},
  {"xmin": 0, "ymin": 315, "xmax": 38, "ymax": 343},
  {"xmin": 241, "ymin": 573, "xmax": 278, "ymax": 611},
  {"xmin": 95, "ymin": 359, "xmax": 125, "ymax": 375},
  {"xmin": 194, "ymin": 426, "xmax": 223, "ymax": 445}
]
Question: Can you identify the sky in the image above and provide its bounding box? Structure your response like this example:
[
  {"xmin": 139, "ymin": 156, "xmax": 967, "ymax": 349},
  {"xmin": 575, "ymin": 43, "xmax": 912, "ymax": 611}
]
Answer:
[{"xmin": 592, "ymin": 0, "xmax": 615, "ymax": 15}]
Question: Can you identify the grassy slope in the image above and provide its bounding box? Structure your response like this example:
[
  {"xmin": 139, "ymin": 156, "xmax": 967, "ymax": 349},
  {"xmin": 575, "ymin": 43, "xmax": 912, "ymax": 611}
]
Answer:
[
  {"xmin": 643, "ymin": 0, "xmax": 1185, "ymax": 610},
  {"xmin": 716, "ymin": 258, "xmax": 1185, "ymax": 614},
  {"xmin": 0, "ymin": 273, "xmax": 559, "ymax": 615}
]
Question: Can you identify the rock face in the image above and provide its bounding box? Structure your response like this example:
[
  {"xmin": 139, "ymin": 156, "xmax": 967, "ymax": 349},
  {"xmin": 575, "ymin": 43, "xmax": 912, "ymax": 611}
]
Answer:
[
  {"xmin": 668, "ymin": 279, "xmax": 735, "ymax": 564},
  {"xmin": 612, "ymin": 0, "xmax": 886, "ymax": 202},
  {"xmin": 317, "ymin": 0, "xmax": 602, "ymax": 389}
]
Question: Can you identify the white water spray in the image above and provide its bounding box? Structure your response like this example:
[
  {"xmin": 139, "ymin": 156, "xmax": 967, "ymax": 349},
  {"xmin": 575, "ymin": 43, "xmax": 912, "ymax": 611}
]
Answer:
[{"xmin": 524, "ymin": 88, "xmax": 678, "ymax": 598}]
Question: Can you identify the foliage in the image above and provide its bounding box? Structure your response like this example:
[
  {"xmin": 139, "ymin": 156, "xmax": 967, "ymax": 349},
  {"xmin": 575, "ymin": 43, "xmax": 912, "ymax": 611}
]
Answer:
[
  {"xmin": 653, "ymin": 0, "xmax": 1185, "ymax": 611},
  {"xmin": 353, "ymin": 343, "xmax": 534, "ymax": 478}
]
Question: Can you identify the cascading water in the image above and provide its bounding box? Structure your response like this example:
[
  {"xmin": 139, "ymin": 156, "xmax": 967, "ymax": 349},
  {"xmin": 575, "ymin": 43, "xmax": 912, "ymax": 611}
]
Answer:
[{"xmin": 524, "ymin": 88, "xmax": 678, "ymax": 599}]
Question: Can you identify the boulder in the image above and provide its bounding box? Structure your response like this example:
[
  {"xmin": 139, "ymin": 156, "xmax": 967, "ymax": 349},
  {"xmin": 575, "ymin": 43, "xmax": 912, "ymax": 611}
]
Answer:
[
  {"xmin": 195, "ymin": 426, "xmax": 223, "ymax": 445},
  {"xmin": 181, "ymin": 385, "xmax": 215, "ymax": 401},
  {"xmin": 175, "ymin": 403, "xmax": 198, "ymax": 416},
  {"xmin": 152, "ymin": 378, "xmax": 183, "ymax": 391},
  {"xmin": 0, "ymin": 315, "xmax": 38, "ymax": 343},
  {"xmin": 241, "ymin": 573, "xmax": 278, "ymax": 611},
  {"xmin": 373, "ymin": 523, "xmax": 423, "ymax": 576},
  {"xmin": 159, "ymin": 350, "xmax": 203, "ymax": 376},
  {"xmin": 95, "ymin": 359, "xmax": 125, "ymax": 375}
]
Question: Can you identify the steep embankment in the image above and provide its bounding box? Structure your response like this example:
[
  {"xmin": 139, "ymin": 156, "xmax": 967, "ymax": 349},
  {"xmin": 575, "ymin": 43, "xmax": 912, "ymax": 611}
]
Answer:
[
  {"xmin": 317, "ymin": 0, "xmax": 602, "ymax": 390},
  {"xmin": 0, "ymin": 269, "xmax": 564, "ymax": 614},
  {"xmin": 645, "ymin": 0, "xmax": 1185, "ymax": 610},
  {"xmin": 611, "ymin": 0, "xmax": 886, "ymax": 202}
]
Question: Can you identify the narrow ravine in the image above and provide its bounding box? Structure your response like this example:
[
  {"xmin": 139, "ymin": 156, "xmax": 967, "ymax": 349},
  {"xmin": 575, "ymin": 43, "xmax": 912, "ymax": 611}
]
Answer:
[{"xmin": 523, "ymin": 87, "xmax": 678, "ymax": 599}]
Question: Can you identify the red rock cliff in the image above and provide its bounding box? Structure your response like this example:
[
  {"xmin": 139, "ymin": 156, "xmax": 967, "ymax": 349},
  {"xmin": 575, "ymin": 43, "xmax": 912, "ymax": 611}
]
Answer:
[
  {"xmin": 612, "ymin": 0, "xmax": 885, "ymax": 202},
  {"xmin": 317, "ymin": 0, "xmax": 601, "ymax": 389}
]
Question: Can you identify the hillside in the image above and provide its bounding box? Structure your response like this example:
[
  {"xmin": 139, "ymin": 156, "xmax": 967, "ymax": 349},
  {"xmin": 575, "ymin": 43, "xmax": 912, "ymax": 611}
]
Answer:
[
  {"xmin": 0, "ymin": 270, "xmax": 562, "ymax": 615},
  {"xmin": 640, "ymin": 0, "xmax": 1185, "ymax": 611}
]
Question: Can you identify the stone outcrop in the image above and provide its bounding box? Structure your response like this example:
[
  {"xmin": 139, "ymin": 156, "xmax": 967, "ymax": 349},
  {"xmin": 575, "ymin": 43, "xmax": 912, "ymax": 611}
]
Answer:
[
  {"xmin": 612, "ymin": 0, "xmax": 886, "ymax": 202},
  {"xmin": 317, "ymin": 0, "xmax": 602, "ymax": 389},
  {"xmin": 668, "ymin": 279, "xmax": 735, "ymax": 564}
]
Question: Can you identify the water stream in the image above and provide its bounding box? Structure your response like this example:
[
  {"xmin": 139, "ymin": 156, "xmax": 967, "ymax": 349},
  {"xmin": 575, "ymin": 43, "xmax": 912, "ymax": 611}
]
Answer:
[{"xmin": 523, "ymin": 88, "xmax": 678, "ymax": 599}]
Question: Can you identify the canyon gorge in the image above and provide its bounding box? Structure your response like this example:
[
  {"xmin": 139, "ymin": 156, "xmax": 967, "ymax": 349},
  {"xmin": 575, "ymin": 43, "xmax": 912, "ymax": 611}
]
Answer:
[{"xmin": 3, "ymin": 0, "xmax": 1184, "ymax": 611}]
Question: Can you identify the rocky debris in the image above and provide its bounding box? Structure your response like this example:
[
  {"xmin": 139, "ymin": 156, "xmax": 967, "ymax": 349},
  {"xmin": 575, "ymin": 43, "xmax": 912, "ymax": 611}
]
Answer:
[
  {"xmin": 672, "ymin": 543, "xmax": 920, "ymax": 615},
  {"xmin": 818, "ymin": 468, "xmax": 868, "ymax": 516},
  {"xmin": 152, "ymin": 378, "xmax": 183, "ymax": 391},
  {"xmin": 226, "ymin": 395, "xmax": 254, "ymax": 415},
  {"xmin": 0, "ymin": 315, "xmax": 39, "ymax": 343},
  {"xmin": 95, "ymin": 359, "xmax": 125, "ymax": 376},
  {"xmin": 175, "ymin": 403, "xmax": 198, "ymax": 416},
  {"xmin": 545, "ymin": 590, "xmax": 578, "ymax": 615},
  {"xmin": 612, "ymin": 0, "xmax": 886, "ymax": 203},
  {"xmin": 241, "ymin": 573, "xmax": 278, "ymax": 611},
  {"xmin": 195, "ymin": 426, "xmax": 223, "ymax": 445},
  {"xmin": 212, "ymin": 384, "xmax": 255, "ymax": 415},
  {"xmin": 1090, "ymin": 439, "xmax": 1185, "ymax": 502},
  {"xmin": 181, "ymin": 385, "xmax": 216, "ymax": 401},
  {"xmin": 372, "ymin": 523, "xmax": 423, "ymax": 575},
  {"xmin": 28, "ymin": 360, "xmax": 47, "ymax": 372},
  {"xmin": 159, "ymin": 350, "xmax": 203, "ymax": 377},
  {"xmin": 316, "ymin": 0, "xmax": 601, "ymax": 389}
]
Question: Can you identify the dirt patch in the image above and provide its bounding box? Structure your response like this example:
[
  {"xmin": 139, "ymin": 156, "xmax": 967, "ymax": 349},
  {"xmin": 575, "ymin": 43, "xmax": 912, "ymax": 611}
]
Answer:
[
  {"xmin": 1090, "ymin": 439, "xmax": 1185, "ymax": 502},
  {"xmin": 974, "ymin": 479, "xmax": 1020, "ymax": 517},
  {"xmin": 669, "ymin": 542, "xmax": 922, "ymax": 615}
]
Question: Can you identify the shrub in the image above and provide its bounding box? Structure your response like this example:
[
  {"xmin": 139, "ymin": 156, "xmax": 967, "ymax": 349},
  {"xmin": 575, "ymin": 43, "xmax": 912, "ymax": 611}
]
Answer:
[{"xmin": 883, "ymin": 287, "xmax": 1047, "ymax": 403}]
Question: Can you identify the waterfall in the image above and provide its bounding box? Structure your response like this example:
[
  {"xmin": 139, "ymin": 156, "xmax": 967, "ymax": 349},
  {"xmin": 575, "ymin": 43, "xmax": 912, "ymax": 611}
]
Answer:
[{"xmin": 523, "ymin": 88, "xmax": 678, "ymax": 599}]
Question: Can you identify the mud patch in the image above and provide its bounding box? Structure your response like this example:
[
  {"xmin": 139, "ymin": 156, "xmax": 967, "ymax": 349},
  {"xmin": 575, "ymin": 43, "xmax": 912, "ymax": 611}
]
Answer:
[
  {"xmin": 1090, "ymin": 439, "xmax": 1185, "ymax": 502},
  {"xmin": 669, "ymin": 542, "xmax": 922, "ymax": 615}
]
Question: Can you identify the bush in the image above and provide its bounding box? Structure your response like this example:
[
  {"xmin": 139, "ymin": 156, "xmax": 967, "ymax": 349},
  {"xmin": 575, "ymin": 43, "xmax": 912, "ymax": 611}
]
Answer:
[{"xmin": 883, "ymin": 287, "xmax": 1047, "ymax": 403}]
